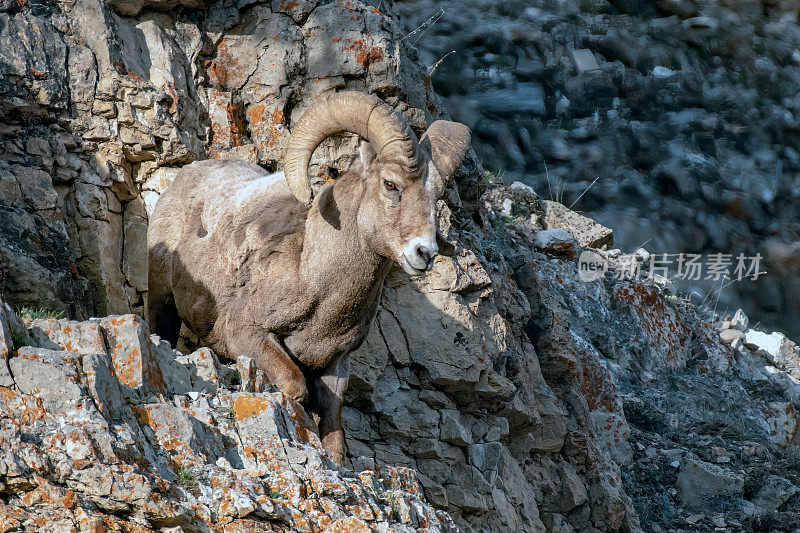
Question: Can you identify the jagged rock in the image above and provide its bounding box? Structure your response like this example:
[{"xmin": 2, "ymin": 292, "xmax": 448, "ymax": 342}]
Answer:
[
  {"xmin": 150, "ymin": 334, "xmax": 192, "ymax": 395},
  {"xmin": 719, "ymin": 328, "xmax": 744, "ymax": 344},
  {"xmin": 397, "ymin": 0, "xmax": 800, "ymax": 343},
  {"xmin": 98, "ymin": 314, "xmax": 168, "ymax": 398},
  {"xmin": 0, "ymin": 306, "xmax": 455, "ymax": 531},
  {"xmin": 677, "ymin": 457, "xmax": 744, "ymax": 508},
  {"xmin": 541, "ymin": 200, "xmax": 614, "ymax": 249},
  {"xmin": 468, "ymin": 442, "xmax": 502, "ymax": 480},
  {"xmin": 188, "ymin": 346, "xmax": 222, "ymax": 394},
  {"xmin": 653, "ymin": 66, "xmax": 678, "ymax": 78},
  {"xmin": 571, "ymin": 49, "xmax": 600, "ymax": 72},
  {"xmin": 765, "ymin": 401, "xmax": 800, "ymax": 447},
  {"xmin": 534, "ymin": 228, "xmax": 580, "ymax": 258},
  {"xmin": 560, "ymin": 462, "xmax": 589, "ymax": 512},
  {"xmin": 752, "ymin": 475, "xmax": 799, "ymax": 512},
  {"xmin": 731, "ymin": 308, "xmax": 750, "ymax": 331},
  {"xmin": 0, "ymin": 10, "xmax": 68, "ymax": 111},
  {"xmin": 106, "ymin": 0, "xmax": 212, "ymax": 17},
  {"xmin": 10, "ymin": 347, "xmax": 85, "ymax": 415},
  {"xmin": 83, "ymin": 351, "xmax": 130, "ymax": 420},
  {"xmin": 744, "ymin": 329, "xmax": 787, "ymax": 356},
  {"xmin": 29, "ymin": 316, "xmax": 106, "ymax": 354},
  {"xmin": 440, "ymin": 409, "xmax": 473, "ymax": 447},
  {"xmin": 4, "ymin": 0, "xmax": 800, "ymax": 531},
  {"xmin": 482, "ymin": 181, "xmax": 539, "ymax": 220}
]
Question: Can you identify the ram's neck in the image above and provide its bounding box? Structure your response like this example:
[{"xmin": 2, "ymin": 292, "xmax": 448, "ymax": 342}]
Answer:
[{"xmin": 299, "ymin": 175, "xmax": 389, "ymax": 305}]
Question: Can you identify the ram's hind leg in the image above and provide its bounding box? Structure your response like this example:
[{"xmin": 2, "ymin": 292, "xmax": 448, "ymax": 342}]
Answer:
[
  {"xmin": 149, "ymin": 293, "xmax": 181, "ymax": 348},
  {"xmin": 147, "ymin": 243, "xmax": 181, "ymax": 347},
  {"xmin": 310, "ymin": 354, "xmax": 350, "ymax": 465}
]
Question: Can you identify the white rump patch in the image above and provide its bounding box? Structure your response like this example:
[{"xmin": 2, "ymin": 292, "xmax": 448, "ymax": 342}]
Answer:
[
  {"xmin": 201, "ymin": 169, "xmax": 289, "ymax": 234},
  {"xmin": 231, "ymin": 171, "xmax": 287, "ymax": 211}
]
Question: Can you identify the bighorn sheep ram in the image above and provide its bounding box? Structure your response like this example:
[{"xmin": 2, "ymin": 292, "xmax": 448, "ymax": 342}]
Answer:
[{"xmin": 147, "ymin": 91, "xmax": 471, "ymax": 464}]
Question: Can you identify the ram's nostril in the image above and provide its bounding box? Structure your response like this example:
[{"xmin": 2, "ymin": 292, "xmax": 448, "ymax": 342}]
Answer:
[
  {"xmin": 405, "ymin": 239, "xmax": 439, "ymax": 271},
  {"xmin": 416, "ymin": 244, "xmax": 432, "ymax": 262}
]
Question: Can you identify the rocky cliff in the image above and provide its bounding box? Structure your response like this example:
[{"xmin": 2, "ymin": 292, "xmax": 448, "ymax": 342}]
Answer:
[
  {"xmin": 3, "ymin": 1, "xmax": 800, "ymax": 532},
  {"xmin": 4, "ymin": 197, "xmax": 800, "ymax": 532},
  {"xmin": 0, "ymin": 306, "xmax": 458, "ymax": 531},
  {"xmin": 0, "ymin": 0, "xmax": 448, "ymax": 319}
]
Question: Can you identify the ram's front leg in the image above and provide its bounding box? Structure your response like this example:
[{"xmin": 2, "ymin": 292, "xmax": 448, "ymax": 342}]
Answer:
[
  {"xmin": 232, "ymin": 329, "xmax": 308, "ymax": 402},
  {"xmin": 310, "ymin": 354, "xmax": 350, "ymax": 465}
]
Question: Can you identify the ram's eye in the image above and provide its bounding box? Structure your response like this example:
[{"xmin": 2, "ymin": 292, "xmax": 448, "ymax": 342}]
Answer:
[{"xmin": 384, "ymin": 180, "xmax": 397, "ymax": 191}]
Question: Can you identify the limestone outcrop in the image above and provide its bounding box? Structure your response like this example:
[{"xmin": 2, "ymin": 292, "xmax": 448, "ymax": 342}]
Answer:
[
  {"xmin": 3, "ymin": 192, "xmax": 800, "ymax": 531},
  {"xmin": 0, "ymin": 305, "xmax": 455, "ymax": 531},
  {"xmin": 0, "ymin": 0, "xmax": 446, "ymax": 319}
]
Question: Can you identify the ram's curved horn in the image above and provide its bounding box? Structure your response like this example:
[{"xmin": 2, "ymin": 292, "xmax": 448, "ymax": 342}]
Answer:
[{"xmin": 283, "ymin": 92, "xmax": 420, "ymax": 205}]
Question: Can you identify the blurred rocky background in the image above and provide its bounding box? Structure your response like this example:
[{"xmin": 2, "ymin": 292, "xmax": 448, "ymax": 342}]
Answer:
[{"xmin": 397, "ymin": 0, "xmax": 800, "ymax": 339}]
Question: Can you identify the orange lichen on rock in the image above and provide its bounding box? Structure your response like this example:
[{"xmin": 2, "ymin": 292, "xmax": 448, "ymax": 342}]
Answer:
[
  {"xmin": 233, "ymin": 395, "xmax": 271, "ymax": 423},
  {"xmin": 342, "ymin": 38, "xmax": 384, "ymax": 70},
  {"xmin": 226, "ymin": 101, "xmax": 245, "ymax": 148},
  {"xmin": 208, "ymin": 88, "xmax": 247, "ymax": 157},
  {"xmin": 765, "ymin": 401, "xmax": 800, "ymax": 447},
  {"xmin": 0, "ymin": 286, "xmax": 452, "ymax": 531},
  {"xmin": 613, "ymin": 282, "xmax": 691, "ymax": 369},
  {"xmin": 101, "ymin": 315, "xmax": 168, "ymax": 395},
  {"xmin": 208, "ymin": 38, "xmax": 239, "ymax": 88},
  {"xmin": 0, "ymin": 386, "xmax": 46, "ymax": 422},
  {"xmin": 248, "ymin": 103, "xmax": 286, "ymax": 159}
]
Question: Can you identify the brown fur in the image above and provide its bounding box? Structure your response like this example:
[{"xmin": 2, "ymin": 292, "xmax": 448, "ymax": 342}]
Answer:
[{"xmin": 148, "ymin": 135, "xmax": 466, "ymax": 464}]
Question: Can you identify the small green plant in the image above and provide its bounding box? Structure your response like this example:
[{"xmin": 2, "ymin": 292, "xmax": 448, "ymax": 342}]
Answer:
[
  {"xmin": 391, "ymin": 494, "xmax": 400, "ymax": 520},
  {"xmin": 501, "ymin": 214, "xmax": 525, "ymax": 225},
  {"xmin": 389, "ymin": 489, "xmax": 400, "ymax": 521},
  {"xmin": 175, "ymin": 466, "xmax": 193, "ymax": 487},
  {"xmin": 269, "ymin": 489, "xmax": 286, "ymax": 499},
  {"xmin": 9, "ymin": 329, "xmax": 27, "ymax": 348},
  {"xmin": 18, "ymin": 307, "xmax": 64, "ymax": 321},
  {"xmin": 376, "ymin": 479, "xmax": 402, "ymax": 521},
  {"xmin": 484, "ymin": 169, "xmax": 505, "ymax": 185}
]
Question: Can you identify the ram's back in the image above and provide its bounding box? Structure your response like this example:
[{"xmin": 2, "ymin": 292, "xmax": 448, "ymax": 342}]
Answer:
[{"xmin": 148, "ymin": 159, "xmax": 310, "ymax": 340}]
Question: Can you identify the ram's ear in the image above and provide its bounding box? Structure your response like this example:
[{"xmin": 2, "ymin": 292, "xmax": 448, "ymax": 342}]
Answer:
[
  {"xmin": 436, "ymin": 229, "xmax": 456, "ymax": 257},
  {"xmin": 420, "ymin": 120, "xmax": 471, "ymax": 198},
  {"xmin": 359, "ymin": 139, "xmax": 377, "ymax": 169}
]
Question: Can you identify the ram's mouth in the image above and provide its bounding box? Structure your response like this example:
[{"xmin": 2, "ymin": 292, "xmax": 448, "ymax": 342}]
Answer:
[{"xmin": 399, "ymin": 255, "xmax": 427, "ymax": 276}]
